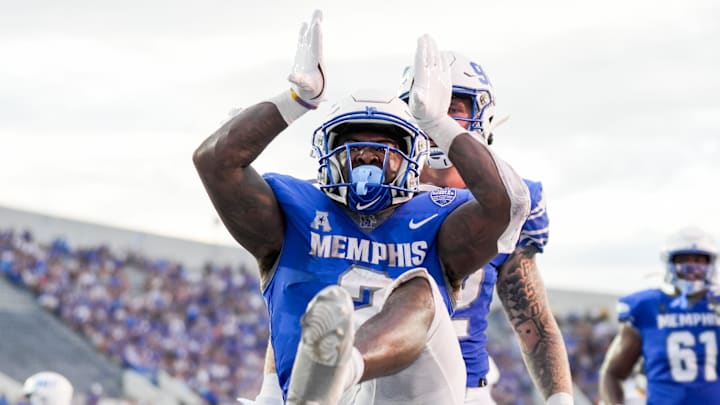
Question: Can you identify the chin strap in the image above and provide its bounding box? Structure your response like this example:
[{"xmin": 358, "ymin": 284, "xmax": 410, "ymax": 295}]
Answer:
[
  {"xmin": 670, "ymin": 291, "xmax": 690, "ymax": 309},
  {"xmin": 426, "ymin": 146, "xmax": 453, "ymax": 169},
  {"xmin": 671, "ymin": 281, "xmax": 695, "ymax": 309},
  {"xmin": 670, "ymin": 281, "xmax": 706, "ymax": 309}
]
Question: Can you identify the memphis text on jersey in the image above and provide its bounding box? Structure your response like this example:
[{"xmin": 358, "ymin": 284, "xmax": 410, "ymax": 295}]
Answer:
[
  {"xmin": 309, "ymin": 231, "xmax": 428, "ymax": 267},
  {"xmin": 308, "ymin": 210, "xmax": 429, "ymax": 267},
  {"xmin": 657, "ymin": 312, "xmax": 720, "ymax": 329}
]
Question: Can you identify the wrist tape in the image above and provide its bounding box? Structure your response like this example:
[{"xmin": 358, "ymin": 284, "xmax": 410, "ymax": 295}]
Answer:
[{"xmin": 267, "ymin": 88, "xmax": 317, "ymax": 125}]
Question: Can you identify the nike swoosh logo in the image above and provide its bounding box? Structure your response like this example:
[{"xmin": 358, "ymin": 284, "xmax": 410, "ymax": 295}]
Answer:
[
  {"xmin": 356, "ymin": 197, "xmax": 382, "ymax": 211},
  {"xmin": 408, "ymin": 214, "xmax": 439, "ymax": 230}
]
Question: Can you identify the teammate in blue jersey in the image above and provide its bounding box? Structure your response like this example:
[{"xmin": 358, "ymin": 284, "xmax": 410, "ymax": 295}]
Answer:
[
  {"xmin": 399, "ymin": 51, "xmax": 573, "ymax": 405},
  {"xmin": 599, "ymin": 227, "xmax": 720, "ymax": 405},
  {"xmin": 194, "ymin": 10, "xmax": 530, "ymax": 405}
]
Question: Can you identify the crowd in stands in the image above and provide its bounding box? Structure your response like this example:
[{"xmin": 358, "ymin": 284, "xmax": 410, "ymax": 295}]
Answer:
[
  {"xmin": 0, "ymin": 228, "xmax": 618, "ymax": 404},
  {"xmin": 0, "ymin": 229, "xmax": 268, "ymax": 404}
]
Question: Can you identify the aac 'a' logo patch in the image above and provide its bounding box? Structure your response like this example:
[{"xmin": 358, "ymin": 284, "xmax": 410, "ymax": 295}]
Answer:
[
  {"xmin": 430, "ymin": 188, "xmax": 457, "ymax": 207},
  {"xmin": 310, "ymin": 210, "xmax": 332, "ymax": 232}
]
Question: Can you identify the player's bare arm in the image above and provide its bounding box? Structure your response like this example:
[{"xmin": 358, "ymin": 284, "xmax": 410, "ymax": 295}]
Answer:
[
  {"xmin": 408, "ymin": 35, "xmax": 525, "ymax": 288},
  {"xmin": 263, "ymin": 338, "xmax": 278, "ymax": 374},
  {"xmin": 438, "ymin": 134, "xmax": 511, "ymax": 287},
  {"xmin": 495, "ymin": 245, "xmax": 573, "ymax": 399},
  {"xmin": 194, "ymin": 10, "xmax": 325, "ymax": 278},
  {"xmin": 193, "ymin": 104, "xmax": 288, "ymax": 274},
  {"xmin": 354, "ymin": 277, "xmax": 435, "ymax": 381},
  {"xmin": 599, "ymin": 323, "xmax": 642, "ymax": 405}
]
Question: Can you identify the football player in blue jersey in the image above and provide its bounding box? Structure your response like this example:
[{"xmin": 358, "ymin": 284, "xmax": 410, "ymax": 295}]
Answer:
[
  {"xmin": 194, "ymin": 10, "xmax": 530, "ymax": 405},
  {"xmin": 399, "ymin": 51, "xmax": 574, "ymax": 405},
  {"xmin": 599, "ymin": 227, "xmax": 720, "ymax": 405}
]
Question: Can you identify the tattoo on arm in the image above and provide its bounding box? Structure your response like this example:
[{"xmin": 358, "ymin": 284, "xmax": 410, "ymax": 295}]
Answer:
[{"xmin": 496, "ymin": 245, "xmax": 573, "ymax": 398}]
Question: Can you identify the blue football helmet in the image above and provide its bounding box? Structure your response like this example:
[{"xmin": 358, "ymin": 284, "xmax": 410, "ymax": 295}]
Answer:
[
  {"xmin": 661, "ymin": 227, "xmax": 718, "ymax": 303},
  {"xmin": 398, "ymin": 51, "xmax": 498, "ymax": 169},
  {"xmin": 311, "ymin": 89, "xmax": 429, "ymax": 214}
]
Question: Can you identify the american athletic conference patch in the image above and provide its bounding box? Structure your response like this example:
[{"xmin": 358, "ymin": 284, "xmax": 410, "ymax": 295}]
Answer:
[{"xmin": 430, "ymin": 188, "xmax": 457, "ymax": 207}]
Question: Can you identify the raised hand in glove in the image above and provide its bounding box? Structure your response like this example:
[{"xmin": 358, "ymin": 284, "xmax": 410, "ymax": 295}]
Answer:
[
  {"xmin": 408, "ymin": 35, "xmax": 471, "ymax": 152},
  {"xmin": 270, "ymin": 9, "xmax": 326, "ymax": 124},
  {"xmin": 288, "ymin": 9, "xmax": 326, "ymax": 108}
]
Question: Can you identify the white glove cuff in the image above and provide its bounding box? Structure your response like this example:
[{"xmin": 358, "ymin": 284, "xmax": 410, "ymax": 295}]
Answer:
[
  {"xmin": 546, "ymin": 392, "xmax": 574, "ymax": 405},
  {"xmin": 421, "ymin": 115, "xmax": 477, "ymax": 153},
  {"xmin": 267, "ymin": 89, "xmax": 316, "ymax": 125}
]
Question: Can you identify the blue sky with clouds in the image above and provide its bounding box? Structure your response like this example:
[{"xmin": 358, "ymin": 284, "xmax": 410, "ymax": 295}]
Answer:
[{"xmin": 2, "ymin": 0, "xmax": 719, "ymax": 294}]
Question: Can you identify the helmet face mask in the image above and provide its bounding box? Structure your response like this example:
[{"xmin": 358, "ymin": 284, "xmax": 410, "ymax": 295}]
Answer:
[
  {"xmin": 661, "ymin": 228, "xmax": 718, "ymax": 299},
  {"xmin": 311, "ymin": 90, "xmax": 428, "ymax": 214},
  {"xmin": 445, "ymin": 83, "xmax": 495, "ymax": 140},
  {"xmin": 331, "ymin": 123, "xmax": 411, "ymax": 155}
]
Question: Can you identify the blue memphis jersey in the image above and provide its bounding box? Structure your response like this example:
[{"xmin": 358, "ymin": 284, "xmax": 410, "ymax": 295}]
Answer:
[
  {"xmin": 618, "ymin": 289, "xmax": 720, "ymax": 404},
  {"xmin": 453, "ymin": 179, "xmax": 548, "ymax": 387},
  {"xmin": 261, "ymin": 173, "xmax": 473, "ymax": 398}
]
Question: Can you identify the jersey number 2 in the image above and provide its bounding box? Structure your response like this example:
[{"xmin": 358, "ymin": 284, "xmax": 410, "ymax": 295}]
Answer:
[
  {"xmin": 339, "ymin": 266, "xmax": 394, "ymax": 323},
  {"xmin": 452, "ymin": 269, "xmax": 485, "ymax": 339}
]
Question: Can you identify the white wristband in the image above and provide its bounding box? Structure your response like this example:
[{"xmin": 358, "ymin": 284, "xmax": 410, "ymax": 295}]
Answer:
[
  {"xmin": 267, "ymin": 89, "xmax": 315, "ymax": 125},
  {"xmin": 420, "ymin": 115, "xmax": 477, "ymax": 153},
  {"xmin": 547, "ymin": 392, "xmax": 574, "ymax": 405}
]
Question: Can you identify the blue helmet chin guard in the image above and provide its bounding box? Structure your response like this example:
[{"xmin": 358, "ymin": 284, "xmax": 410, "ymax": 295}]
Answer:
[
  {"xmin": 311, "ymin": 90, "xmax": 428, "ymax": 214},
  {"xmin": 348, "ymin": 165, "xmax": 386, "ymax": 213}
]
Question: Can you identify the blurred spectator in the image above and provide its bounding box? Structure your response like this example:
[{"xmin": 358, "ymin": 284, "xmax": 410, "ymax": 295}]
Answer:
[
  {"xmin": 0, "ymin": 228, "xmax": 269, "ymax": 403},
  {"xmin": 85, "ymin": 383, "xmax": 104, "ymax": 405}
]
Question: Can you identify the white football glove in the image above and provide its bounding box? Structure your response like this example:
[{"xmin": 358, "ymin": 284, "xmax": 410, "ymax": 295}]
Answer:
[
  {"xmin": 288, "ymin": 9, "xmax": 326, "ymax": 105},
  {"xmin": 269, "ymin": 10, "xmax": 326, "ymax": 124},
  {"xmin": 408, "ymin": 35, "xmax": 469, "ymax": 152},
  {"xmin": 409, "ymin": 35, "xmax": 451, "ymax": 126}
]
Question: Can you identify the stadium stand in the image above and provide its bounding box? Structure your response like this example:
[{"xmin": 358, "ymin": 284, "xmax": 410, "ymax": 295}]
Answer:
[
  {"xmin": 1, "ymin": 205, "xmax": 268, "ymax": 404},
  {"xmin": 0, "ymin": 277, "xmax": 123, "ymax": 397}
]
